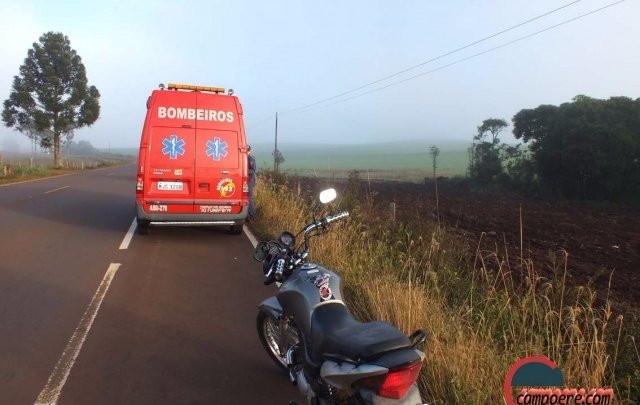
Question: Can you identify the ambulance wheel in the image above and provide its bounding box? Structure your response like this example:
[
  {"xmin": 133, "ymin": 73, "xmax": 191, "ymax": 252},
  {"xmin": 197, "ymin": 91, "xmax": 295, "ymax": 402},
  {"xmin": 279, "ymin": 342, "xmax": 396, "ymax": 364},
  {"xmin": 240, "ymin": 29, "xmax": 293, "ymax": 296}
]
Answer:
[
  {"xmin": 229, "ymin": 223, "xmax": 243, "ymax": 235},
  {"xmin": 137, "ymin": 220, "xmax": 149, "ymax": 235}
]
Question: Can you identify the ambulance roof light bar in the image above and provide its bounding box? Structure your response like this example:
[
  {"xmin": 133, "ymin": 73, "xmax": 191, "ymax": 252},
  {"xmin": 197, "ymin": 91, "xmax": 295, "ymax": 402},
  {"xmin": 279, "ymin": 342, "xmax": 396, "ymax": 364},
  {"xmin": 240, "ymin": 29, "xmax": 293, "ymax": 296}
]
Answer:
[{"xmin": 167, "ymin": 83, "xmax": 225, "ymax": 94}]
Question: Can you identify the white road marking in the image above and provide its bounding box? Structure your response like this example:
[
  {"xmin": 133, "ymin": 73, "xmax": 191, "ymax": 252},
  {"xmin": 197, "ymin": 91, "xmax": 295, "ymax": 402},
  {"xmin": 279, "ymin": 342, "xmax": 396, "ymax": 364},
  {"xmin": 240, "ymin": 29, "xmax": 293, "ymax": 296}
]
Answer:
[
  {"xmin": 106, "ymin": 172, "xmax": 114, "ymax": 177},
  {"xmin": 34, "ymin": 263, "xmax": 121, "ymax": 405},
  {"xmin": 244, "ymin": 225, "xmax": 258, "ymax": 248},
  {"xmin": 119, "ymin": 218, "xmax": 137, "ymax": 250},
  {"xmin": 43, "ymin": 186, "xmax": 70, "ymax": 194}
]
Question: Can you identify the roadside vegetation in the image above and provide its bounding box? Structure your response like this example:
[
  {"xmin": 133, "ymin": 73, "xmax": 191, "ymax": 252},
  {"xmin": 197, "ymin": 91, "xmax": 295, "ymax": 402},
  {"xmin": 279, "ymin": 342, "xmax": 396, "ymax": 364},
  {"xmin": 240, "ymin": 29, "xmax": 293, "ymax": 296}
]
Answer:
[
  {"xmin": 0, "ymin": 154, "xmax": 131, "ymax": 185},
  {"xmin": 252, "ymin": 171, "xmax": 639, "ymax": 404},
  {"xmin": 470, "ymin": 95, "xmax": 640, "ymax": 201}
]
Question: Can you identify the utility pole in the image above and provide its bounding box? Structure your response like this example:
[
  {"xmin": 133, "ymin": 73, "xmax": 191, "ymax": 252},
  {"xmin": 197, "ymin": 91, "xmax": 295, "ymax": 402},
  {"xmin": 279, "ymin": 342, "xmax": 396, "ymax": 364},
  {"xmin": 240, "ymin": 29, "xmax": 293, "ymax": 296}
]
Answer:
[
  {"xmin": 429, "ymin": 146, "xmax": 441, "ymax": 228},
  {"xmin": 274, "ymin": 112, "xmax": 279, "ymax": 172}
]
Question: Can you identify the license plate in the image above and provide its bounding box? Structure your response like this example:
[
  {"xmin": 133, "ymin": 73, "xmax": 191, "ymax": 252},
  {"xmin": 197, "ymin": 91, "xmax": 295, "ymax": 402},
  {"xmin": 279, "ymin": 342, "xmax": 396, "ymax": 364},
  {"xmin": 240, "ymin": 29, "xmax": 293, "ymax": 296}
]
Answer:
[
  {"xmin": 157, "ymin": 181, "xmax": 183, "ymax": 191},
  {"xmin": 148, "ymin": 204, "xmax": 168, "ymax": 212},
  {"xmin": 199, "ymin": 205, "xmax": 233, "ymax": 213}
]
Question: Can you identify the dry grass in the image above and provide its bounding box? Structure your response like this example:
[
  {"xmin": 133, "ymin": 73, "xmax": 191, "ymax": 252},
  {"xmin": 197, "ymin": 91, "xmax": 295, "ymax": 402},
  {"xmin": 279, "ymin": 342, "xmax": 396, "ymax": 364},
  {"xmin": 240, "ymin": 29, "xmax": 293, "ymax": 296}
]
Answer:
[{"xmin": 252, "ymin": 174, "xmax": 638, "ymax": 404}]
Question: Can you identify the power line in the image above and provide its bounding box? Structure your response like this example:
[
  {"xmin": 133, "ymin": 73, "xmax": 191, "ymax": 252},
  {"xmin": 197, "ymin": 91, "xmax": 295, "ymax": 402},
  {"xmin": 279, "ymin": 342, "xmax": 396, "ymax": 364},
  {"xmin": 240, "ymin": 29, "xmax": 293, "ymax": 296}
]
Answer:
[
  {"xmin": 288, "ymin": 0, "xmax": 627, "ymax": 116},
  {"xmin": 282, "ymin": 0, "xmax": 585, "ymax": 114}
]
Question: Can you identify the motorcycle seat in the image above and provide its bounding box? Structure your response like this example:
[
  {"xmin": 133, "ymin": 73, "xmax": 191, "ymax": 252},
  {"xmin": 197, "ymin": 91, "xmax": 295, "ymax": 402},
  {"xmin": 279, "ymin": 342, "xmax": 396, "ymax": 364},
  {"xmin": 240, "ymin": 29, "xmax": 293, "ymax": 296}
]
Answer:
[{"xmin": 310, "ymin": 302, "xmax": 412, "ymax": 362}]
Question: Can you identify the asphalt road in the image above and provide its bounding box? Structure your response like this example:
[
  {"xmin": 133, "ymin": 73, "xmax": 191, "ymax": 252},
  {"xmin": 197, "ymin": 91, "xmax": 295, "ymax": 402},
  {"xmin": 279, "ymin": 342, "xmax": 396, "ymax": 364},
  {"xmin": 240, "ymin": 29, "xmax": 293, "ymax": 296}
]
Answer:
[{"xmin": 0, "ymin": 164, "xmax": 301, "ymax": 404}]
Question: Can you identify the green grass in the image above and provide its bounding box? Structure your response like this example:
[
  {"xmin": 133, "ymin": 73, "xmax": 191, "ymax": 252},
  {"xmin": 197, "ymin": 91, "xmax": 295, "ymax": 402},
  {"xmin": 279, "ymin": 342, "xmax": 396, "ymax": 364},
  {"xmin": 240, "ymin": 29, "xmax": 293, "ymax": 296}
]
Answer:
[
  {"xmin": 0, "ymin": 157, "xmax": 133, "ymax": 185},
  {"xmin": 252, "ymin": 142, "xmax": 470, "ymax": 180},
  {"xmin": 0, "ymin": 165, "xmax": 59, "ymax": 185}
]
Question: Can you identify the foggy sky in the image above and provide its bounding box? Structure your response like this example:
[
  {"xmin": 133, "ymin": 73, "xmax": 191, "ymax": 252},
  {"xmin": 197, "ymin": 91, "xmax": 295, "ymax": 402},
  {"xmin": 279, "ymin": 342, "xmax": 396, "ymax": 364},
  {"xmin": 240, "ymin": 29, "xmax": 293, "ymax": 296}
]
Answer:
[{"xmin": 1, "ymin": 0, "xmax": 639, "ymax": 151}]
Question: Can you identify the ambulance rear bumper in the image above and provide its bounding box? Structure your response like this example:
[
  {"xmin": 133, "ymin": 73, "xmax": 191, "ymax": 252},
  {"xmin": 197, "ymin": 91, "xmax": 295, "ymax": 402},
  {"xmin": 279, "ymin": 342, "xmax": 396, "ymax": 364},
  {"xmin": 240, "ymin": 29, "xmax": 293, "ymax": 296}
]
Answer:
[{"xmin": 136, "ymin": 205, "xmax": 248, "ymax": 225}]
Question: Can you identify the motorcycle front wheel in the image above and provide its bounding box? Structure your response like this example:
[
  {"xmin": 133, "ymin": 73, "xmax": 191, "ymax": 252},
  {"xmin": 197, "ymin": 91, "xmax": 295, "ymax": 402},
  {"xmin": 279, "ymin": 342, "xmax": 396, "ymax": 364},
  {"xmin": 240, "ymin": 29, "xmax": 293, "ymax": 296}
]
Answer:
[{"xmin": 256, "ymin": 310, "xmax": 290, "ymax": 372}]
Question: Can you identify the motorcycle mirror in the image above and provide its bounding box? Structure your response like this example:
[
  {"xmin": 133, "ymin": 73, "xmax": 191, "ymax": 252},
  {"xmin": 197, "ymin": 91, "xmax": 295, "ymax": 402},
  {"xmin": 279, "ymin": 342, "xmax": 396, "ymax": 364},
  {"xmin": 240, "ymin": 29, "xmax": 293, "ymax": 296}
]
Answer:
[
  {"xmin": 319, "ymin": 188, "xmax": 337, "ymax": 204},
  {"xmin": 253, "ymin": 241, "xmax": 270, "ymax": 262}
]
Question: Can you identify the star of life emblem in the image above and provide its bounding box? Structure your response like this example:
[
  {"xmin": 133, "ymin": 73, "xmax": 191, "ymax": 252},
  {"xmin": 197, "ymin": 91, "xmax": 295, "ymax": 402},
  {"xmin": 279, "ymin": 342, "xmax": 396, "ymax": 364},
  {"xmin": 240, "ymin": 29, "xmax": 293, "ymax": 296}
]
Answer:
[
  {"xmin": 161, "ymin": 134, "xmax": 186, "ymax": 160},
  {"xmin": 206, "ymin": 137, "xmax": 228, "ymax": 161}
]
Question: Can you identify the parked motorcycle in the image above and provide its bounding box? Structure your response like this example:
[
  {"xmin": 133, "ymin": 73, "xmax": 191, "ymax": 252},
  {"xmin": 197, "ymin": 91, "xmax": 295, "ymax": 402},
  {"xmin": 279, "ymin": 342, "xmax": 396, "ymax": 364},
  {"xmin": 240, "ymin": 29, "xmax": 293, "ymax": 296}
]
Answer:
[{"xmin": 254, "ymin": 188, "xmax": 427, "ymax": 405}]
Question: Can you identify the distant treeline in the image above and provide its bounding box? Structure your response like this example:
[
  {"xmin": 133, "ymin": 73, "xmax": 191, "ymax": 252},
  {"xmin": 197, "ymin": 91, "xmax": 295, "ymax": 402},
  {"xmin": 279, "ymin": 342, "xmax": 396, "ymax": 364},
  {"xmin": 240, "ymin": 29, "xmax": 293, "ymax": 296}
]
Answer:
[
  {"xmin": 62, "ymin": 140, "xmax": 135, "ymax": 158},
  {"xmin": 469, "ymin": 95, "xmax": 640, "ymax": 200},
  {"xmin": 63, "ymin": 140, "xmax": 98, "ymax": 156}
]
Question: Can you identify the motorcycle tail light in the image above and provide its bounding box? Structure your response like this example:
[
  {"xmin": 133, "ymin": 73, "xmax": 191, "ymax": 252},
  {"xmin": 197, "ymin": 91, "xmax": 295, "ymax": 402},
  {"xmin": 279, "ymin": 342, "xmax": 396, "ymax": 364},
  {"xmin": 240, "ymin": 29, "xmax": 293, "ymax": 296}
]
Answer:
[{"xmin": 359, "ymin": 361, "xmax": 422, "ymax": 399}]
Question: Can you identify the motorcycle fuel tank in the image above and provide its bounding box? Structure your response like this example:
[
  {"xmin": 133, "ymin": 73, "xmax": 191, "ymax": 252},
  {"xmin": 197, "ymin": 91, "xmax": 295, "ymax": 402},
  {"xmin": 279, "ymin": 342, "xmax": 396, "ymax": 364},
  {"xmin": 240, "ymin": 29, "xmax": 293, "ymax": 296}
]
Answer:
[{"xmin": 277, "ymin": 263, "xmax": 344, "ymax": 335}]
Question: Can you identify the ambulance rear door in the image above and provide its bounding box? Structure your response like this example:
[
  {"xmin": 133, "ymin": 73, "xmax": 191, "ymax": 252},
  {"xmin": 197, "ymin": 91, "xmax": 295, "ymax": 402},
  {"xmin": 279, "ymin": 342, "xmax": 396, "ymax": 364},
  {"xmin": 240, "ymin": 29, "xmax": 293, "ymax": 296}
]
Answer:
[
  {"xmin": 194, "ymin": 93, "xmax": 243, "ymax": 215},
  {"xmin": 143, "ymin": 91, "xmax": 197, "ymax": 213}
]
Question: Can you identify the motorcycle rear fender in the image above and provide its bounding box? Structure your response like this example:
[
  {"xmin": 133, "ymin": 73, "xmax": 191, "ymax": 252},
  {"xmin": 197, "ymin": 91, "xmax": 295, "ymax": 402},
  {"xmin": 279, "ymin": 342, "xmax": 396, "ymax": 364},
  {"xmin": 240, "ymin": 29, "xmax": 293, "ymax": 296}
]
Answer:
[
  {"xmin": 370, "ymin": 348, "xmax": 425, "ymax": 369},
  {"xmin": 258, "ymin": 296, "xmax": 283, "ymax": 320}
]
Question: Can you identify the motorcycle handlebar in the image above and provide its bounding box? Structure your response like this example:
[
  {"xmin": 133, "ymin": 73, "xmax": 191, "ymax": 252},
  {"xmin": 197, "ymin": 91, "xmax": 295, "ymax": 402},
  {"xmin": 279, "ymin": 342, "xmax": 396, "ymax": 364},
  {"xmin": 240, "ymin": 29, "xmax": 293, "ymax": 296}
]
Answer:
[
  {"xmin": 324, "ymin": 210, "xmax": 350, "ymax": 225},
  {"xmin": 263, "ymin": 210, "xmax": 349, "ymax": 284},
  {"xmin": 304, "ymin": 210, "xmax": 350, "ymax": 235}
]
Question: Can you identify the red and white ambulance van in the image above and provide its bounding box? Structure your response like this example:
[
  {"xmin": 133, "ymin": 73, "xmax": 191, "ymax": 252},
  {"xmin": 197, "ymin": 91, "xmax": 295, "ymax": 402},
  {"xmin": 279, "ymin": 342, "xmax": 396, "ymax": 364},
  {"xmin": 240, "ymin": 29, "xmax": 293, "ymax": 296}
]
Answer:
[{"xmin": 135, "ymin": 83, "xmax": 249, "ymax": 234}]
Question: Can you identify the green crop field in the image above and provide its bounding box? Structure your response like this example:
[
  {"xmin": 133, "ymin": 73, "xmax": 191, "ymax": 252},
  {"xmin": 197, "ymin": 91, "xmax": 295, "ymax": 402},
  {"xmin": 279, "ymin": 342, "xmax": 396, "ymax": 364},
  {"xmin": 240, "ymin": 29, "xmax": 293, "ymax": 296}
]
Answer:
[{"xmin": 251, "ymin": 140, "xmax": 470, "ymax": 181}]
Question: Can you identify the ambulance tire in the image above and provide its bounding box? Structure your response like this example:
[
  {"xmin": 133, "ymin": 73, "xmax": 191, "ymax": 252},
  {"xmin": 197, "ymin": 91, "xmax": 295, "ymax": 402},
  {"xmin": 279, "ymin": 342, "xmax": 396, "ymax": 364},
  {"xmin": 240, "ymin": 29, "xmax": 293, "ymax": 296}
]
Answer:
[
  {"xmin": 229, "ymin": 223, "xmax": 243, "ymax": 235},
  {"xmin": 137, "ymin": 220, "xmax": 150, "ymax": 235}
]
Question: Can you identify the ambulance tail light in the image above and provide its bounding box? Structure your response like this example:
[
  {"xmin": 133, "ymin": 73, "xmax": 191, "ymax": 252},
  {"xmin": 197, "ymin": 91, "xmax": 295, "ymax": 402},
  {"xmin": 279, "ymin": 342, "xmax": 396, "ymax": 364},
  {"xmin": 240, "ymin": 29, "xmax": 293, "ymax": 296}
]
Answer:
[
  {"xmin": 136, "ymin": 175, "xmax": 144, "ymax": 193},
  {"xmin": 242, "ymin": 176, "xmax": 249, "ymax": 199}
]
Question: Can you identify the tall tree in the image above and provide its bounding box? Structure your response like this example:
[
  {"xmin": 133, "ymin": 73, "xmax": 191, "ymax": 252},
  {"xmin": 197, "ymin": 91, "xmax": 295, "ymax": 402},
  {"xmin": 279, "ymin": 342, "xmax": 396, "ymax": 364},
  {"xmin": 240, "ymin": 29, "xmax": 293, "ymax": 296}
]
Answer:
[
  {"xmin": 469, "ymin": 118, "xmax": 507, "ymax": 183},
  {"xmin": 429, "ymin": 145, "xmax": 440, "ymax": 178},
  {"xmin": 272, "ymin": 149, "xmax": 285, "ymax": 172},
  {"xmin": 2, "ymin": 32, "xmax": 100, "ymax": 167},
  {"xmin": 475, "ymin": 118, "xmax": 507, "ymax": 146},
  {"xmin": 512, "ymin": 95, "xmax": 640, "ymax": 199}
]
